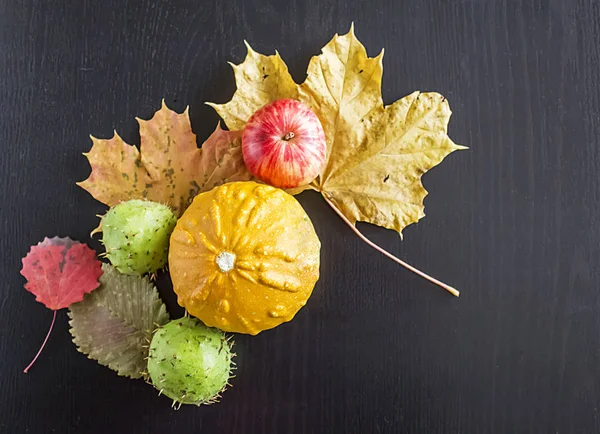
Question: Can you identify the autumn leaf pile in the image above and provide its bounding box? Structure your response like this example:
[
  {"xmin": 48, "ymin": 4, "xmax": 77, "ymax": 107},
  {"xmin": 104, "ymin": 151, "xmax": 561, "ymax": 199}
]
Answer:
[
  {"xmin": 19, "ymin": 26, "xmax": 464, "ymax": 402},
  {"xmin": 209, "ymin": 27, "xmax": 464, "ymax": 234},
  {"xmin": 81, "ymin": 26, "xmax": 463, "ymax": 235}
]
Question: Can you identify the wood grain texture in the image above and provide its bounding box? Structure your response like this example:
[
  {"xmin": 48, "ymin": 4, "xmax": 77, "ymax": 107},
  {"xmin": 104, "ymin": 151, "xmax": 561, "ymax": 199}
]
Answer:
[{"xmin": 1, "ymin": 0, "xmax": 599, "ymax": 433}]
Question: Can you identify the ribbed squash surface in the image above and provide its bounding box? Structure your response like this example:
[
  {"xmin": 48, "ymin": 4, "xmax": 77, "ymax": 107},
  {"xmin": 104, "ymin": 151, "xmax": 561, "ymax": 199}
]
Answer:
[{"xmin": 169, "ymin": 181, "xmax": 320, "ymax": 335}]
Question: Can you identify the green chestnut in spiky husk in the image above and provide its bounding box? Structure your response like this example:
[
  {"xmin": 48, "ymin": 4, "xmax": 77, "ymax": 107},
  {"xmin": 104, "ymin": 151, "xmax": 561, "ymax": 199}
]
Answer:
[
  {"xmin": 148, "ymin": 317, "xmax": 234, "ymax": 407},
  {"xmin": 101, "ymin": 199, "xmax": 177, "ymax": 275}
]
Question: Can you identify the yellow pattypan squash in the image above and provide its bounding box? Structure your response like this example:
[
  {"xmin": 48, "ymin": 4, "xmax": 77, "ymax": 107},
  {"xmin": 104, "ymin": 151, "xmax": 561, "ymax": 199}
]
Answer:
[{"xmin": 169, "ymin": 181, "xmax": 321, "ymax": 335}]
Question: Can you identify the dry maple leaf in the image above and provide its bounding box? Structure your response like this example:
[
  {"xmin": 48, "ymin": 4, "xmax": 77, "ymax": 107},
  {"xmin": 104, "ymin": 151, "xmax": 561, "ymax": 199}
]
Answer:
[
  {"xmin": 209, "ymin": 25, "xmax": 465, "ymax": 295},
  {"xmin": 20, "ymin": 236, "xmax": 103, "ymax": 372},
  {"xmin": 207, "ymin": 41, "xmax": 300, "ymax": 131},
  {"xmin": 69, "ymin": 264, "xmax": 169, "ymax": 379},
  {"xmin": 78, "ymin": 101, "xmax": 251, "ymax": 217}
]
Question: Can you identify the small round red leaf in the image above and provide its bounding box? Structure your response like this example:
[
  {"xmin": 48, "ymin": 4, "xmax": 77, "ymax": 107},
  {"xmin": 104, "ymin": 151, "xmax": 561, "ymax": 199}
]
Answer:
[{"xmin": 21, "ymin": 236, "xmax": 103, "ymax": 310}]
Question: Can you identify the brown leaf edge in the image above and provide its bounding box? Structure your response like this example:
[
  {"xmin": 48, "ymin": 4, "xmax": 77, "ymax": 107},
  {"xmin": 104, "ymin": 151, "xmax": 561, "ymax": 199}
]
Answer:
[{"xmin": 68, "ymin": 264, "xmax": 170, "ymax": 379}]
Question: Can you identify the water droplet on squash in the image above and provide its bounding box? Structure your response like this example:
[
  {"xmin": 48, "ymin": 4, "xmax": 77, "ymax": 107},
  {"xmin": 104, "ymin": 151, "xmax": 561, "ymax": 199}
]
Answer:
[
  {"xmin": 172, "ymin": 229, "xmax": 195, "ymax": 246},
  {"xmin": 218, "ymin": 299, "xmax": 230, "ymax": 313},
  {"xmin": 234, "ymin": 189, "xmax": 247, "ymax": 200},
  {"xmin": 183, "ymin": 217, "xmax": 198, "ymax": 229}
]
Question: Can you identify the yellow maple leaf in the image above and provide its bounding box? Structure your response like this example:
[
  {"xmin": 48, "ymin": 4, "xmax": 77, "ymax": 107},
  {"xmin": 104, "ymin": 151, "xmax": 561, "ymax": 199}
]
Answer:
[
  {"xmin": 78, "ymin": 101, "xmax": 251, "ymax": 216},
  {"xmin": 207, "ymin": 42, "xmax": 299, "ymax": 131},
  {"xmin": 315, "ymin": 90, "xmax": 465, "ymax": 233},
  {"xmin": 209, "ymin": 25, "xmax": 465, "ymax": 295}
]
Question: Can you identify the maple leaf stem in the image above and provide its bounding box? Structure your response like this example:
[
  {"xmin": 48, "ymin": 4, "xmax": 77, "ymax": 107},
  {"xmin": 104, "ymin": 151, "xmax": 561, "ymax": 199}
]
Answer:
[
  {"xmin": 322, "ymin": 195, "xmax": 459, "ymax": 297},
  {"xmin": 23, "ymin": 310, "xmax": 57, "ymax": 373}
]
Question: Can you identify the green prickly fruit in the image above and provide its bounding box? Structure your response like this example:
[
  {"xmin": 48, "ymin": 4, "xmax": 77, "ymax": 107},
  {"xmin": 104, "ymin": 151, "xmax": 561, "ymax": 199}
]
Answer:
[
  {"xmin": 101, "ymin": 199, "xmax": 177, "ymax": 275},
  {"xmin": 147, "ymin": 317, "xmax": 234, "ymax": 406}
]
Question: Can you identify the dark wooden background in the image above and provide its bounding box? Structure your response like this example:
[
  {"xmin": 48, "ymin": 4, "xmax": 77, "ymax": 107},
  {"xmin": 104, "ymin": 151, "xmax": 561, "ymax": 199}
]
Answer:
[{"xmin": 1, "ymin": 0, "xmax": 599, "ymax": 433}]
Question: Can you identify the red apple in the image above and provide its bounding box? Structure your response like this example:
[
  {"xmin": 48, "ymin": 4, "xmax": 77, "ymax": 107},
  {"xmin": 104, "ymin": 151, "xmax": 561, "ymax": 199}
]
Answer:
[{"xmin": 242, "ymin": 99, "xmax": 326, "ymax": 189}]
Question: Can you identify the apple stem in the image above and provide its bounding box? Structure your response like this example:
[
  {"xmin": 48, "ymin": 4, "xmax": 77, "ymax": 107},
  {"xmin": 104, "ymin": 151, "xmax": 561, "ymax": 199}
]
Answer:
[
  {"xmin": 283, "ymin": 132, "xmax": 295, "ymax": 141},
  {"xmin": 23, "ymin": 310, "xmax": 57, "ymax": 373},
  {"xmin": 322, "ymin": 194, "xmax": 459, "ymax": 297}
]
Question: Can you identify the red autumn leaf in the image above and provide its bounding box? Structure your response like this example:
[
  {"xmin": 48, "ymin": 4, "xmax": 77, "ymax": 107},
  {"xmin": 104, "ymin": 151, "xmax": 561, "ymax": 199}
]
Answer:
[
  {"xmin": 21, "ymin": 236, "xmax": 103, "ymax": 309},
  {"xmin": 20, "ymin": 236, "xmax": 103, "ymax": 373}
]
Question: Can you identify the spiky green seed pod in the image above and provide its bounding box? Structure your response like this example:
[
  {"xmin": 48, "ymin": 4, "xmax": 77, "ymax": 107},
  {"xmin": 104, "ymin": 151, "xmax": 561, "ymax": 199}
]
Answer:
[
  {"xmin": 101, "ymin": 199, "xmax": 177, "ymax": 275},
  {"xmin": 147, "ymin": 317, "xmax": 234, "ymax": 407}
]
